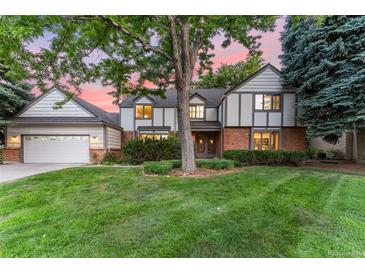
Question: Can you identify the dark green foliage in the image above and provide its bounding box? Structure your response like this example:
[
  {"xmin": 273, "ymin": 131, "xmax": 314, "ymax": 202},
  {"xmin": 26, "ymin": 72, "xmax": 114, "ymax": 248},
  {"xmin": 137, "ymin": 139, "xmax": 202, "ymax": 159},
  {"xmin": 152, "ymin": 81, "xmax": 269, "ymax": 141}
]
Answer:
[
  {"xmin": 194, "ymin": 53, "xmax": 263, "ymax": 89},
  {"xmin": 224, "ymin": 150, "xmax": 306, "ymax": 166},
  {"xmin": 123, "ymin": 136, "xmax": 181, "ymax": 164},
  {"xmin": 144, "ymin": 159, "xmax": 235, "ymax": 174},
  {"xmin": 0, "ymin": 147, "xmax": 3, "ymax": 164},
  {"xmin": 281, "ymin": 16, "xmax": 365, "ymax": 143},
  {"xmin": 101, "ymin": 152, "xmax": 119, "ymax": 165},
  {"xmin": 143, "ymin": 161, "xmax": 173, "ymax": 175},
  {"xmin": 195, "ymin": 159, "xmax": 235, "ymax": 170},
  {"xmin": 0, "ymin": 61, "xmax": 33, "ymax": 144},
  {"xmin": 167, "ymin": 159, "xmax": 182, "ymax": 168}
]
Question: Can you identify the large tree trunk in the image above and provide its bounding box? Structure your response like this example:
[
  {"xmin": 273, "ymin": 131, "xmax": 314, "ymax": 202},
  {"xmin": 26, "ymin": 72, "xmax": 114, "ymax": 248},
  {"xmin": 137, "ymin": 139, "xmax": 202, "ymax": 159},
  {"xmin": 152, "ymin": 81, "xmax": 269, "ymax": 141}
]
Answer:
[
  {"xmin": 176, "ymin": 85, "xmax": 196, "ymax": 173},
  {"xmin": 168, "ymin": 16, "xmax": 198, "ymax": 173},
  {"xmin": 353, "ymin": 126, "xmax": 358, "ymax": 162}
]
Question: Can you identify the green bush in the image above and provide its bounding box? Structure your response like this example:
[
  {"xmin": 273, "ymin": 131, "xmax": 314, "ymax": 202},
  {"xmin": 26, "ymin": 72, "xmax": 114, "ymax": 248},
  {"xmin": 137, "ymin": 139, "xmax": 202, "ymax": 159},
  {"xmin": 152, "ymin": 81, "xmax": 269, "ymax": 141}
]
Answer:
[
  {"xmin": 224, "ymin": 150, "xmax": 305, "ymax": 166},
  {"xmin": 101, "ymin": 152, "xmax": 119, "ymax": 165},
  {"xmin": 196, "ymin": 159, "xmax": 235, "ymax": 170},
  {"xmin": 0, "ymin": 147, "xmax": 3, "ymax": 164},
  {"xmin": 143, "ymin": 161, "xmax": 173, "ymax": 175},
  {"xmin": 123, "ymin": 136, "xmax": 181, "ymax": 164},
  {"xmin": 167, "ymin": 159, "xmax": 182, "ymax": 168},
  {"xmin": 305, "ymin": 147, "xmax": 319, "ymax": 159}
]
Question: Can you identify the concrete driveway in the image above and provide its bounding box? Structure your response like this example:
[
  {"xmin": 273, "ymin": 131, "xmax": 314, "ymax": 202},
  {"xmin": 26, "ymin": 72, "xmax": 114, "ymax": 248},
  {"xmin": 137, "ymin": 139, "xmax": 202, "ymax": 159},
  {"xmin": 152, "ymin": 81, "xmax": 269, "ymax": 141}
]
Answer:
[{"xmin": 0, "ymin": 163, "xmax": 82, "ymax": 184}]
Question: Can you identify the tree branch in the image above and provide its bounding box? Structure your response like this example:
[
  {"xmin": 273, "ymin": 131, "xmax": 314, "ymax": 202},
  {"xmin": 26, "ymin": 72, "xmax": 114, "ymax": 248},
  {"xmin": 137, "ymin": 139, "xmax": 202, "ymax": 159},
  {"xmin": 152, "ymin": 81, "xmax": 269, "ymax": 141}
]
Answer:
[
  {"xmin": 190, "ymin": 16, "xmax": 205, "ymax": 76},
  {"xmin": 95, "ymin": 15, "xmax": 172, "ymax": 62},
  {"xmin": 167, "ymin": 16, "xmax": 183, "ymax": 84}
]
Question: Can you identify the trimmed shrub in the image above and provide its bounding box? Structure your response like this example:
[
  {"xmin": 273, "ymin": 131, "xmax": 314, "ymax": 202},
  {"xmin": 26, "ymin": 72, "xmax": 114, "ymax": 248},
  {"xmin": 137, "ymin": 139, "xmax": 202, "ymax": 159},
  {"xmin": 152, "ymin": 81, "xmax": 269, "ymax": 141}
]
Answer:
[
  {"xmin": 123, "ymin": 136, "xmax": 180, "ymax": 164},
  {"xmin": 168, "ymin": 159, "xmax": 182, "ymax": 168},
  {"xmin": 0, "ymin": 147, "xmax": 2, "ymax": 164},
  {"xmin": 143, "ymin": 161, "xmax": 173, "ymax": 175},
  {"xmin": 196, "ymin": 159, "xmax": 235, "ymax": 170},
  {"xmin": 224, "ymin": 150, "xmax": 305, "ymax": 166}
]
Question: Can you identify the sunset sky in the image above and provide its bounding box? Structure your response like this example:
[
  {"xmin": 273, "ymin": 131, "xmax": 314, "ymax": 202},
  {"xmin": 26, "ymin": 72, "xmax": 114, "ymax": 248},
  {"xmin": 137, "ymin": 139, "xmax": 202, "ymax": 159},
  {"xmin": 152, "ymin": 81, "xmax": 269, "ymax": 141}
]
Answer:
[{"xmin": 32, "ymin": 17, "xmax": 284, "ymax": 112}]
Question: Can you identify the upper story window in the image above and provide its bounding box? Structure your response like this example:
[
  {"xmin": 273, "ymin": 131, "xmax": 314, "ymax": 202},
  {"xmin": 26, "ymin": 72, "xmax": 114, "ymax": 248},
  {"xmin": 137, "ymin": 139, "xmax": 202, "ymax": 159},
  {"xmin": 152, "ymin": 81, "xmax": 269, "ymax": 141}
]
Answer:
[
  {"xmin": 255, "ymin": 94, "xmax": 281, "ymax": 111},
  {"xmin": 190, "ymin": 105, "xmax": 205, "ymax": 119},
  {"xmin": 135, "ymin": 105, "xmax": 152, "ymax": 119}
]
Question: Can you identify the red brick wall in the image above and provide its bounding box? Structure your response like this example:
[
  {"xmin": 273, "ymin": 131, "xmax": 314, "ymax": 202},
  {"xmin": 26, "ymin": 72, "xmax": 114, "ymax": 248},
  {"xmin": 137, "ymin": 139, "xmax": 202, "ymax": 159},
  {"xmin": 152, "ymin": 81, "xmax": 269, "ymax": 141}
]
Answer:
[
  {"xmin": 89, "ymin": 149, "xmax": 123, "ymax": 163},
  {"xmin": 89, "ymin": 149, "xmax": 106, "ymax": 163},
  {"xmin": 121, "ymin": 131, "xmax": 134, "ymax": 145},
  {"xmin": 281, "ymin": 127, "xmax": 306, "ymax": 151},
  {"xmin": 223, "ymin": 128, "xmax": 250, "ymax": 151},
  {"xmin": 3, "ymin": 148, "xmax": 21, "ymax": 163}
]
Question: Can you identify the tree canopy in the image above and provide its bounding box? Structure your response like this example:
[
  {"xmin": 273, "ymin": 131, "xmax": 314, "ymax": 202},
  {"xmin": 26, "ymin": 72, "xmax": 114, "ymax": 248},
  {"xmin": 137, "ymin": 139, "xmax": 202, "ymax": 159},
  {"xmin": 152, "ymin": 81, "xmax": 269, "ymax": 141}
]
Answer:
[
  {"xmin": 194, "ymin": 53, "xmax": 263, "ymax": 89},
  {"xmin": 281, "ymin": 16, "xmax": 365, "ymax": 144},
  {"xmin": 0, "ymin": 15, "xmax": 276, "ymax": 172}
]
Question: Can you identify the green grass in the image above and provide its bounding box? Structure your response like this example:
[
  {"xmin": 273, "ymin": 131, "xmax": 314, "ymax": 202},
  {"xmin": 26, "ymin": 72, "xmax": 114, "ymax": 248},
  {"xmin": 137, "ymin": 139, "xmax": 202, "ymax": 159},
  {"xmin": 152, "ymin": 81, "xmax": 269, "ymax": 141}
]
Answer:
[{"xmin": 0, "ymin": 166, "xmax": 364, "ymax": 258}]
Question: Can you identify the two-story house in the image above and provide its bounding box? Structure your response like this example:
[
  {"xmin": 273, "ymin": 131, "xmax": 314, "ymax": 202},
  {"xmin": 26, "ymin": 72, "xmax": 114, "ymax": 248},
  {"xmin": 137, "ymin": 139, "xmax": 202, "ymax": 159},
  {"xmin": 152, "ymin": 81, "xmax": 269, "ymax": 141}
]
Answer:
[
  {"xmin": 120, "ymin": 63, "xmax": 305, "ymax": 157},
  {"xmin": 2, "ymin": 63, "xmax": 305, "ymax": 163}
]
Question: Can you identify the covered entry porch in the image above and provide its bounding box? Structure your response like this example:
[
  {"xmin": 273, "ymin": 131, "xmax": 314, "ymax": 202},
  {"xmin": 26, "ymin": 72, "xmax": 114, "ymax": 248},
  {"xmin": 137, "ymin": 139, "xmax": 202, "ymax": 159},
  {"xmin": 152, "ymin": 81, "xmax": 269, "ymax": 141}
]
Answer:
[{"xmin": 191, "ymin": 121, "xmax": 222, "ymax": 158}]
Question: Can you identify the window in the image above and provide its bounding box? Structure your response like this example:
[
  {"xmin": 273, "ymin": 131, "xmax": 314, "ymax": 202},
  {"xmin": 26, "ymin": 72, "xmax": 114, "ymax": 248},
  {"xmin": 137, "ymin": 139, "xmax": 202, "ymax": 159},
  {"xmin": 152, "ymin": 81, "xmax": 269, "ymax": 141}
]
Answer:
[
  {"xmin": 139, "ymin": 134, "xmax": 168, "ymax": 140},
  {"xmin": 135, "ymin": 105, "xmax": 152, "ymax": 119},
  {"xmin": 255, "ymin": 94, "xmax": 281, "ymax": 110},
  {"xmin": 253, "ymin": 131, "xmax": 279, "ymax": 151},
  {"xmin": 190, "ymin": 105, "xmax": 205, "ymax": 119}
]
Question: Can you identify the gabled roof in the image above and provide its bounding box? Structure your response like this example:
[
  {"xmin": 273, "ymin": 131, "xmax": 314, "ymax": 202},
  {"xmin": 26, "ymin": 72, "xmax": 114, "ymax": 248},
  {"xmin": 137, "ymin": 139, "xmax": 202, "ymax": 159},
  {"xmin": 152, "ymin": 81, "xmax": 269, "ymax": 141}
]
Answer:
[
  {"xmin": 120, "ymin": 88, "xmax": 226, "ymax": 108},
  {"xmin": 12, "ymin": 86, "xmax": 122, "ymax": 130},
  {"xmin": 223, "ymin": 63, "xmax": 282, "ymax": 97}
]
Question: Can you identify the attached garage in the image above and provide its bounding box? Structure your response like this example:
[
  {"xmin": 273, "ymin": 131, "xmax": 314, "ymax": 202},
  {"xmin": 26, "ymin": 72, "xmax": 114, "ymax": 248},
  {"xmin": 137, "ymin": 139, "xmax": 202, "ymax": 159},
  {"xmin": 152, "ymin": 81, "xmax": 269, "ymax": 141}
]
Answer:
[
  {"xmin": 23, "ymin": 135, "xmax": 90, "ymax": 163},
  {"xmin": 3, "ymin": 87, "xmax": 123, "ymax": 164}
]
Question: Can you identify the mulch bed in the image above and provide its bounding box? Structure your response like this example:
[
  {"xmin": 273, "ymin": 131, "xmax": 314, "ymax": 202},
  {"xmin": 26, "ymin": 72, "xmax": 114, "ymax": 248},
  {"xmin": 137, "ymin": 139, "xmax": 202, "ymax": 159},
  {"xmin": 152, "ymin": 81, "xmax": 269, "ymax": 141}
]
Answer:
[{"xmin": 144, "ymin": 167, "xmax": 246, "ymax": 177}]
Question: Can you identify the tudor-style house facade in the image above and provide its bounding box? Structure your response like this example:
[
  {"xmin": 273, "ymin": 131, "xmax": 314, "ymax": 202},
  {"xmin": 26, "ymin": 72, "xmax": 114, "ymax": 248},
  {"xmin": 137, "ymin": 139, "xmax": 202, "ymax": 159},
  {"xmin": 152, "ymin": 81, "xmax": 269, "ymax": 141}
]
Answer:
[
  {"xmin": 120, "ymin": 63, "xmax": 306, "ymax": 158},
  {"xmin": 2, "ymin": 63, "xmax": 305, "ymax": 163}
]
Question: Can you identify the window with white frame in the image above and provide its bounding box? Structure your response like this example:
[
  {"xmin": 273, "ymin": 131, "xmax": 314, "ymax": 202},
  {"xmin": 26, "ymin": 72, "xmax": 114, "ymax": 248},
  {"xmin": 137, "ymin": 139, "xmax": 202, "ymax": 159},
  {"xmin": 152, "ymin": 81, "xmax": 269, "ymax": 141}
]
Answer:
[{"xmin": 189, "ymin": 105, "xmax": 204, "ymax": 119}]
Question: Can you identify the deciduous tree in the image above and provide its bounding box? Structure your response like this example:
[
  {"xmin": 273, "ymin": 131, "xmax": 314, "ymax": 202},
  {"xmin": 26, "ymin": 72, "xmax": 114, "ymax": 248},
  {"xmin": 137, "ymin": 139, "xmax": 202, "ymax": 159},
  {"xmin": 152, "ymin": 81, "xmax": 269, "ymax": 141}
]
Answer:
[{"xmin": 1, "ymin": 15, "xmax": 276, "ymax": 172}]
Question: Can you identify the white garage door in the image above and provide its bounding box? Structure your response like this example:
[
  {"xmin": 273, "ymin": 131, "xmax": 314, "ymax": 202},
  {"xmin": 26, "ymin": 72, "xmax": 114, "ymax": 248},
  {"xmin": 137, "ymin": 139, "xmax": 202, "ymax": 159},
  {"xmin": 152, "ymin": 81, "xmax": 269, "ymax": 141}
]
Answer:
[{"xmin": 23, "ymin": 135, "xmax": 90, "ymax": 163}]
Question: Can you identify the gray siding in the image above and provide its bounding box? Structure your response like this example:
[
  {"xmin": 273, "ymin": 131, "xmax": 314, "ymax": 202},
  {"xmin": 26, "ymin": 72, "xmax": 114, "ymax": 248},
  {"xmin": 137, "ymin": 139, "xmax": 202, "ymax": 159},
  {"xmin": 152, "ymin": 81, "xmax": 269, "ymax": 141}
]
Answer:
[
  {"xmin": 164, "ymin": 108, "xmax": 175, "ymax": 130},
  {"xmin": 268, "ymin": 112, "xmax": 281, "ymax": 127},
  {"xmin": 206, "ymin": 108, "xmax": 217, "ymax": 121},
  {"xmin": 226, "ymin": 94, "xmax": 239, "ymax": 126},
  {"xmin": 136, "ymin": 119, "xmax": 152, "ymax": 128},
  {"xmin": 19, "ymin": 89, "xmax": 93, "ymax": 118},
  {"xmin": 106, "ymin": 127, "xmax": 121, "ymax": 149},
  {"xmin": 283, "ymin": 93, "xmax": 296, "ymax": 126},
  {"xmin": 236, "ymin": 67, "xmax": 294, "ymax": 93},
  {"xmin": 120, "ymin": 108, "xmax": 134, "ymax": 131},
  {"xmin": 241, "ymin": 94, "xmax": 253, "ymax": 126},
  {"xmin": 153, "ymin": 108, "xmax": 163, "ymax": 126},
  {"xmin": 254, "ymin": 112, "xmax": 267, "ymax": 126}
]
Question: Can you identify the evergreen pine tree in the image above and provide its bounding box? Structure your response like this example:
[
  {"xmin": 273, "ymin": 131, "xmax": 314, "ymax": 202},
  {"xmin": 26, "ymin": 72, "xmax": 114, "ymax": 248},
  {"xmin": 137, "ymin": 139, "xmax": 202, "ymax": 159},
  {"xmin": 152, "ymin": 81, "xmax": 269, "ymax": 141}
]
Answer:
[{"xmin": 281, "ymin": 16, "xmax": 365, "ymax": 159}]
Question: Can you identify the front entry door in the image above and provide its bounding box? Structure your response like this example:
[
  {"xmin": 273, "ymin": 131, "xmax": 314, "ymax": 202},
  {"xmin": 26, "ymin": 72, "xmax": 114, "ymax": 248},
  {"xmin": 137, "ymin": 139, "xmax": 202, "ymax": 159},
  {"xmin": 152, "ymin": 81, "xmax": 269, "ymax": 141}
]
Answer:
[{"xmin": 195, "ymin": 134, "xmax": 217, "ymax": 157}]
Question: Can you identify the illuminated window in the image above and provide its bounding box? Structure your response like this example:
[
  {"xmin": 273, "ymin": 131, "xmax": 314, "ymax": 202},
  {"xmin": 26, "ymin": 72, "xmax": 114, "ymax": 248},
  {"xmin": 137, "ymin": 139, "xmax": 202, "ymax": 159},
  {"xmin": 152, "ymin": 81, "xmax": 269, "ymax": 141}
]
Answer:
[
  {"xmin": 255, "ymin": 94, "xmax": 281, "ymax": 110},
  {"xmin": 253, "ymin": 131, "xmax": 279, "ymax": 151},
  {"xmin": 139, "ymin": 134, "xmax": 168, "ymax": 140},
  {"xmin": 190, "ymin": 105, "xmax": 204, "ymax": 119},
  {"xmin": 135, "ymin": 105, "xmax": 152, "ymax": 119}
]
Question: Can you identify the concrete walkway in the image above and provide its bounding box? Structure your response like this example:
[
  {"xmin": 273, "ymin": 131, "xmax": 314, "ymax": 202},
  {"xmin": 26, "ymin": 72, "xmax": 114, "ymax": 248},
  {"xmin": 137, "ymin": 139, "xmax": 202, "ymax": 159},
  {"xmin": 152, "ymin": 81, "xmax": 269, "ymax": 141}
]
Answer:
[{"xmin": 0, "ymin": 163, "xmax": 82, "ymax": 184}]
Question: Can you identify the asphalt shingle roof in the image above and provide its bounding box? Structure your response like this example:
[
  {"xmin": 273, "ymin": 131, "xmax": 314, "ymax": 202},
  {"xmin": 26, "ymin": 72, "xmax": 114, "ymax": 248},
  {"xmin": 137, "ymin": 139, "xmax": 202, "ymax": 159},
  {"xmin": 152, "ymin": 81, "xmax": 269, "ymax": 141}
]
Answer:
[{"xmin": 120, "ymin": 88, "xmax": 227, "ymax": 108}]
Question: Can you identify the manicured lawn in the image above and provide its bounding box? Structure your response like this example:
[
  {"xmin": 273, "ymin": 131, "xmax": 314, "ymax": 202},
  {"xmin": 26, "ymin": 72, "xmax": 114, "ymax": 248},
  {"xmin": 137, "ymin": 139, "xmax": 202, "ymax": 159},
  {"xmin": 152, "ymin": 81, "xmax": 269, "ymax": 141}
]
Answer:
[{"xmin": 0, "ymin": 166, "xmax": 364, "ymax": 257}]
